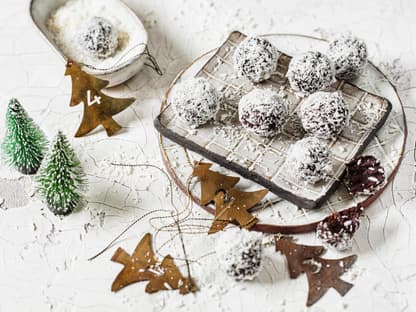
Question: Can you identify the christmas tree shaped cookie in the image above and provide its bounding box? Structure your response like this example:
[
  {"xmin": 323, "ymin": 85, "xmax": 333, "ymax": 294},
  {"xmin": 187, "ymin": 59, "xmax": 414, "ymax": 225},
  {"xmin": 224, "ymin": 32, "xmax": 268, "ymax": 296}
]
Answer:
[
  {"xmin": 36, "ymin": 131, "xmax": 86, "ymax": 216},
  {"xmin": 65, "ymin": 61, "xmax": 135, "ymax": 137},
  {"xmin": 1, "ymin": 98, "xmax": 48, "ymax": 174}
]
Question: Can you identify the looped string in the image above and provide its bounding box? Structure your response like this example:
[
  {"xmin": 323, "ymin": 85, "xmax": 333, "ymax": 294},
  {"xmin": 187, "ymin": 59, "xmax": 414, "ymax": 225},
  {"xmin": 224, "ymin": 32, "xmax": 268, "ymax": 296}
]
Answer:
[
  {"xmin": 143, "ymin": 46, "xmax": 163, "ymax": 76},
  {"xmin": 88, "ymin": 163, "xmax": 191, "ymax": 261},
  {"xmin": 76, "ymin": 43, "xmax": 163, "ymax": 76}
]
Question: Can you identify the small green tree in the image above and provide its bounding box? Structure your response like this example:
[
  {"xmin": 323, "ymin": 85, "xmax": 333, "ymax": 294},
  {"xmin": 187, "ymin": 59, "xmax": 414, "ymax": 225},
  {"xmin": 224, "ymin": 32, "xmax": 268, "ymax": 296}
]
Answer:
[
  {"xmin": 1, "ymin": 98, "xmax": 48, "ymax": 174},
  {"xmin": 36, "ymin": 131, "xmax": 86, "ymax": 216}
]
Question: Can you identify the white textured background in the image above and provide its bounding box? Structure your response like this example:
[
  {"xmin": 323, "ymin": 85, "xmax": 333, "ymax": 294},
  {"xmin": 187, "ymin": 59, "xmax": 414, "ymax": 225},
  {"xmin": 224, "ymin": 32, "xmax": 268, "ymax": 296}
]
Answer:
[{"xmin": 0, "ymin": 0, "xmax": 416, "ymax": 311}]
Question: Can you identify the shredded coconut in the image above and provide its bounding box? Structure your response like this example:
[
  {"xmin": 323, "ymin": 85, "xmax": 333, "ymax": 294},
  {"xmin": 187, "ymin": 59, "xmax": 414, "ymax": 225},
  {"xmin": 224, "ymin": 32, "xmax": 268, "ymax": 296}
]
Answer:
[
  {"xmin": 238, "ymin": 88, "xmax": 288, "ymax": 137},
  {"xmin": 47, "ymin": 0, "xmax": 142, "ymax": 68},
  {"xmin": 287, "ymin": 51, "xmax": 335, "ymax": 95},
  {"xmin": 214, "ymin": 124, "xmax": 244, "ymax": 143},
  {"xmin": 378, "ymin": 58, "xmax": 412, "ymax": 91},
  {"xmin": 356, "ymin": 100, "xmax": 381, "ymax": 126},
  {"xmin": 299, "ymin": 91, "xmax": 350, "ymax": 139},
  {"xmin": 78, "ymin": 16, "xmax": 119, "ymax": 59},
  {"xmin": 327, "ymin": 34, "xmax": 368, "ymax": 80},
  {"xmin": 285, "ymin": 137, "xmax": 333, "ymax": 184},
  {"xmin": 215, "ymin": 228, "xmax": 263, "ymax": 281},
  {"xmin": 233, "ymin": 37, "xmax": 280, "ymax": 83},
  {"xmin": 169, "ymin": 78, "xmax": 221, "ymax": 127}
]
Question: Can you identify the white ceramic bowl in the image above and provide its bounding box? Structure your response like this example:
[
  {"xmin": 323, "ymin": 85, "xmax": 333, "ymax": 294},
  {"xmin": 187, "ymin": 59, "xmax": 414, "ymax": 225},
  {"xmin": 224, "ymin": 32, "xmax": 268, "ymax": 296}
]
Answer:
[{"xmin": 30, "ymin": 0, "xmax": 148, "ymax": 87}]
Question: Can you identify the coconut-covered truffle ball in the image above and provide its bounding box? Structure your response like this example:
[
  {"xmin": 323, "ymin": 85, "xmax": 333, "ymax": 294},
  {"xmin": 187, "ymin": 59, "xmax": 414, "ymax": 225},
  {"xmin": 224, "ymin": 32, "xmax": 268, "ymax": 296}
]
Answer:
[
  {"xmin": 79, "ymin": 17, "xmax": 119, "ymax": 59},
  {"xmin": 327, "ymin": 34, "xmax": 368, "ymax": 80},
  {"xmin": 233, "ymin": 37, "xmax": 279, "ymax": 83},
  {"xmin": 299, "ymin": 91, "xmax": 349, "ymax": 139},
  {"xmin": 287, "ymin": 51, "xmax": 335, "ymax": 94},
  {"xmin": 169, "ymin": 78, "xmax": 221, "ymax": 127},
  {"xmin": 239, "ymin": 89, "xmax": 288, "ymax": 137},
  {"xmin": 215, "ymin": 228, "xmax": 263, "ymax": 281},
  {"xmin": 285, "ymin": 137, "xmax": 333, "ymax": 184}
]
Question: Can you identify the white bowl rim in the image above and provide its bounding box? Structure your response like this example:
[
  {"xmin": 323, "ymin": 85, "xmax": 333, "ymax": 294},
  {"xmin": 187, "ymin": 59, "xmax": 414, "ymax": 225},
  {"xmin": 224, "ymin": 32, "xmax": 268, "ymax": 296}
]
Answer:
[{"xmin": 29, "ymin": 0, "xmax": 149, "ymax": 75}]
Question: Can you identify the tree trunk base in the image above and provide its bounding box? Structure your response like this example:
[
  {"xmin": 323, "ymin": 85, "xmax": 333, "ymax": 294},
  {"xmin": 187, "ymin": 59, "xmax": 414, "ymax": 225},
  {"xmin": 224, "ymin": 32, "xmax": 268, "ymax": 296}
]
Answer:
[{"xmin": 19, "ymin": 166, "xmax": 39, "ymax": 175}]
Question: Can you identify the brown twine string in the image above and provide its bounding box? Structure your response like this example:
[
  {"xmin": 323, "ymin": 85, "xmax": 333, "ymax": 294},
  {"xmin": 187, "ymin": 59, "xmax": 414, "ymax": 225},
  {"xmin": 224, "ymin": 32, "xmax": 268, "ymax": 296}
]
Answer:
[
  {"xmin": 143, "ymin": 46, "xmax": 163, "ymax": 76},
  {"xmin": 88, "ymin": 163, "xmax": 196, "ymax": 265},
  {"xmin": 174, "ymin": 215, "xmax": 192, "ymax": 280},
  {"xmin": 88, "ymin": 208, "xmax": 169, "ymax": 261},
  {"xmin": 89, "ymin": 160, "xmax": 273, "ymax": 266}
]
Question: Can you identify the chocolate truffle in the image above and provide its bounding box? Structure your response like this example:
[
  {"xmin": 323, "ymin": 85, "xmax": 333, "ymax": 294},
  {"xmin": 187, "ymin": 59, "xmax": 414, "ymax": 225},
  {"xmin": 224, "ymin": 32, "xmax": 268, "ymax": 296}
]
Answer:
[
  {"xmin": 215, "ymin": 228, "xmax": 263, "ymax": 281},
  {"xmin": 169, "ymin": 78, "xmax": 221, "ymax": 127},
  {"xmin": 299, "ymin": 91, "xmax": 349, "ymax": 139},
  {"xmin": 316, "ymin": 205, "xmax": 364, "ymax": 251},
  {"xmin": 287, "ymin": 51, "xmax": 335, "ymax": 94},
  {"xmin": 238, "ymin": 89, "xmax": 288, "ymax": 137},
  {"xmin": 327, "ymin": 34, "xmax": 368, "ymax": 80},
  {"xmin": 79, "ymin": 17, "xmax": 119, "ymax": 59},
  {"xmin": 285, "ymin": 137, "xmax": 333, "ymax": 184},
  {"xmin": 233, "ymin": 37, "xmax": 279, "ymax": 83}
]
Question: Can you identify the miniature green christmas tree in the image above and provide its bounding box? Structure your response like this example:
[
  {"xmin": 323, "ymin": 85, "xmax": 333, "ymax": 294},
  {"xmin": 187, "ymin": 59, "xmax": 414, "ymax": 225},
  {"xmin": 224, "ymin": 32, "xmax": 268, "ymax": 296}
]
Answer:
[
  {"xmin": 1, "ymin": 98, "xmax": 48, "ymax": 174},
  {"xmin": 36, "ymin": 131, "xmax": 86, "ymax": 216}
]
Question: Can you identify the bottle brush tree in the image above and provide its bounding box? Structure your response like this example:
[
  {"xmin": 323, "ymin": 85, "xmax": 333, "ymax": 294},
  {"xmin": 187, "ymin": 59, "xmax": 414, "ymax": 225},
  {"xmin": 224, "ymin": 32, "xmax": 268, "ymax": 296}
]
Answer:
[
  {"xmin": 36, "ymin": 131, "xmax": 87, "ymax": 216},
  {"xmin": 1, "ymin": 98, "xmax": 48, "ymax": 174}
]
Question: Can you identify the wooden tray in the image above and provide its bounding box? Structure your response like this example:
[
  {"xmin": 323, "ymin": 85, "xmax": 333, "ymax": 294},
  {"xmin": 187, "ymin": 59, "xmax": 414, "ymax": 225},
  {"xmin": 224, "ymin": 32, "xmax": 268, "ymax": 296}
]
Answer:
[{"xmin": 155, "ymin": 31, "xmax": 392, "ymax": 209}]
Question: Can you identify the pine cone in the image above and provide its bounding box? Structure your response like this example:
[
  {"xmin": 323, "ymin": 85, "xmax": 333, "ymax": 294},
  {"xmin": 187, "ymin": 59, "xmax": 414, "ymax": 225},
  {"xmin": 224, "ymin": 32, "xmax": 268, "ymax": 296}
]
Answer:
[
  {"xmin": 344, "ymin": 155, "xmax": 385, "ymax": 195},
  {"xmin": 316, "ymin": 205, "xmax": 364, "ymax": 251}
]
